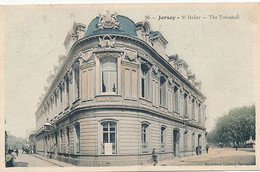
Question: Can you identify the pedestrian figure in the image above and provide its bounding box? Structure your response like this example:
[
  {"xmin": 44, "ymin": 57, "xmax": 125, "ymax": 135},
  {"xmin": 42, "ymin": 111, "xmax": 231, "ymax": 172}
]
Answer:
[
  {"xmin": 5, "ymin": 149, "xmax": 14, "ymax": 167},
  {"xmin": 195, "ymin": 145, "xmax": 199, "ymax": 155},
  {"xmin": 206, "ymin": 143, "xmax": 209, "ymax": 154},
  {"xmin": 152, "ymin": 148, "xmax": 158, "ymax": 166},
  {"xmin": 15, "ymin": 149, "xmax": 19, "ymax": 156},
  {"xmin": 235, "ymin": 143, "xmax": 238, "ymax": 151},
  {"xmin": 199, "ymin": 146, "xmax": 202, "ymax": 155}
]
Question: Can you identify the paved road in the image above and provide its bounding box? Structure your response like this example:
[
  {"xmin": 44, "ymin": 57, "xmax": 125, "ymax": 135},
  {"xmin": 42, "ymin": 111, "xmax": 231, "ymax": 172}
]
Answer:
[
  {"xmin": 13, "ymin": 153, "xmax": 60, "ymax": 167},
  {"xmin": 159, "ymin": 148, "xmax": 255, "ymax": 166}
]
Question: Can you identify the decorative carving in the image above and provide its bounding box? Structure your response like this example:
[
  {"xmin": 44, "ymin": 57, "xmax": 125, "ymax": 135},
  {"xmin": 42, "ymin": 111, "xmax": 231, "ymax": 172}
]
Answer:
[
  {"xmin": 96, "ymin": 52, "xmax": 121, "ymax": 59},
  {"xmin": 125, "ymin": 50, "xmax": 137, "ymax": 62},
  {"xmin": 168, "ymin": 54, "xmax": 179, "ymax": 62},
  {"xmin": 98, "ymin": 10, "xmax": 120, "ymax": 29},
  {"xmin": 137, "ymin": 50, "xmax": 145, "ymax": 58},
  {"xmin": 75, "ymin": 51, "xmax": 94, "ymax": 64},
  {"xmin": 179, "ymin": 85, "xmax": 184, "ymax": 92},
  {"xmin": 75, "ymin": 51, "xmax": 84, "ymax": 59},
  {"xmin": 168, "ymin": 77, "xmax": 173, "ymax": 85},
  {"xmin": 152, "ymin": 65, "xmax": 159, "ymax": 75},
  {"xmin": 98, "ymin": 35, "xmax": 116, "ymax": 48}
]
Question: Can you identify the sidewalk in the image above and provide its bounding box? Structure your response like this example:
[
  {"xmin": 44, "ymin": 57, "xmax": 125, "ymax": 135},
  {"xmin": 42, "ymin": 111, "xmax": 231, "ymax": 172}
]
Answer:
[
  {"xmin": 30, "ymin": 154, "xmax": 75, "ymax": 167},
  {"xmin": 151, "ymin": 148, "xmax": 255, "ymax": 166}
]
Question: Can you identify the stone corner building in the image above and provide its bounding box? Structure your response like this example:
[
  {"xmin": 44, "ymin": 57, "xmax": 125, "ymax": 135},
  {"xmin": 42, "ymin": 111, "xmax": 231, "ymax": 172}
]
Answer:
[{"xmin": 35, "ymin": 11, "xmax": 207, "ymax": 166}]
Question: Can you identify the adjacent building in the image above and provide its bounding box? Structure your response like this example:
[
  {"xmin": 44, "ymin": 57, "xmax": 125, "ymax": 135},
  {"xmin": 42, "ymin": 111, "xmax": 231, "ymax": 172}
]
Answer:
[{"xmin": 35, "ymin": 11, "xmax": 207, "ymax": 166}]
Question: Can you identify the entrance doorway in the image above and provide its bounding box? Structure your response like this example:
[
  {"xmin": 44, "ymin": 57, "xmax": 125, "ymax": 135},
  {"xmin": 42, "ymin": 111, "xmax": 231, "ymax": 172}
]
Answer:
[{"xmin": 173, "ymin": 129, "xmax": 180, "ymax": 157}]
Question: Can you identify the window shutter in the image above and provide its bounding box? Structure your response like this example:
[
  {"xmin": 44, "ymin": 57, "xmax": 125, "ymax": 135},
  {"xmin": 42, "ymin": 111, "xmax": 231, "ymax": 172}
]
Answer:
[
  {"xmin": 131, "ymin": 69, "xmax": 137, "ymax": 100},
  {"xmin": 124, "ymin": 68, "xmax": 131, "ymax": 99},
  {"xmin": 87, "ymin": 68, "xmax": 93, "ymax": 100},
  {"xmin": 81, "ymin": 70, "xmax": 87, "ymax": 100}
]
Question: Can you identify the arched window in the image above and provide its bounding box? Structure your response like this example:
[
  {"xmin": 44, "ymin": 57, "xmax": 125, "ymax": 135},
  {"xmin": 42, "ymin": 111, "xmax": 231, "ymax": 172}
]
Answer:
[
  {"xmin": 161, "ymin": 126, "xmax": 166, "ymax": 152},
  {"xmin": 184, "ymin": 130, "xmax": 188, "ymax": 151},
  {"xmin": 74, "ymin": 122, "xmax": 80, "ymax": 154},
  {"xmin": 101, "ymin": 58, "xmax": 117, "ymax": 93},
  {"xmin": 192, "ymin": 132, "xmax": 195, "ymax": 152},
  {"xmin": 101, "ymin": 121, "xmax": 117, "ymax": 154},
  {"xmin": 141, "ymin": 123, "xmax": 149, "ymax": 153}
]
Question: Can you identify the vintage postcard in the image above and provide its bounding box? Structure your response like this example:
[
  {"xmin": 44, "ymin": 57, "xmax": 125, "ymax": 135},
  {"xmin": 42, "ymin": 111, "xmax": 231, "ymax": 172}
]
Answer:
[{"xmin": 0, "ymin": 3, "xmax": 259, "ymax": 171}]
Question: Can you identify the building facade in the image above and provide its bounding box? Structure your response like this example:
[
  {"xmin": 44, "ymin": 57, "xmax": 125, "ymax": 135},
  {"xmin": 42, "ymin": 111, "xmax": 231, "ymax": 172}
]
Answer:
[{"xmin": 35, "ymin": 11, "xmax": 207, "ymax": 166}]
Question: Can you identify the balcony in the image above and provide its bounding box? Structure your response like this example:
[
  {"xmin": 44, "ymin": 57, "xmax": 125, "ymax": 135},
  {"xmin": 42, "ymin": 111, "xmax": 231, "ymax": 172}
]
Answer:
[{"xmin": 101, "ymin": 143, "xmax": 116, "ymax": 154}]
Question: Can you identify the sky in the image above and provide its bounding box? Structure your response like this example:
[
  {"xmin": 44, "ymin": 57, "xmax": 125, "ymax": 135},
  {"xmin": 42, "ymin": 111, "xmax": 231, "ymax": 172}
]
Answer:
[{"xmin": 4, "ymin": 4, "xmax": 256, "ymax": 138}]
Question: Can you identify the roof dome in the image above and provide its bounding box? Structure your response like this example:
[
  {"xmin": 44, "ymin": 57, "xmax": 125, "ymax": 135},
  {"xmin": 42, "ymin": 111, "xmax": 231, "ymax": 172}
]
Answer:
[{"xmin": 85, "ymin": 12, "xmax": 137, "ymax": 38}]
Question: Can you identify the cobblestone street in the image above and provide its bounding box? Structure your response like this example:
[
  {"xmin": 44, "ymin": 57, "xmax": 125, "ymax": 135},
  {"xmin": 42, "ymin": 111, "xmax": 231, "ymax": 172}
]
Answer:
[{"xmin": 157, "ymin": 148, "xmax": 255, "ymax": 166}]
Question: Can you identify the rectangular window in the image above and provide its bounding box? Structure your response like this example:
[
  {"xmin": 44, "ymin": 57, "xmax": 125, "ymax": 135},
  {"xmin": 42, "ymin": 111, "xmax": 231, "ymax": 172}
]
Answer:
[
  {"xmin": 192, "ymin": 99, "xmax": 195, "ymax": 120},
  {"xmin": 141, "ymin": 64, "xmax": 149, "ymax": 99},
  {"xmin": 141, "ymin": 123, "xmax": 149, "ymax": 153},
  {"xmin": 101, "ymin": 59, "xmax": 117, "ymax": 93},
  {"xmin": 184, "ymin": 131, "xmax": 188, "ymax": 151},
  {"xmin": 198, "ymin": 103, "xmax": 201, "ymax": 122},
  {"xmin": 184, "ymin": 94, "xmax": 188, "ymax": 117},
  {"xmin": 161, "ymin": 126, "xmax": 166, "ymax": 152},
  {"xmin": 174, "ymin": 86, "xmax": 179, "ymax": 112},
  {"xmin": 102, "ymin": 122, "xmax": 116, "ymax": 154},
  {"xmin": 160, "ymin": 77, "xmax": 167, "ymax": 106},
  {"xmin": 74, "ymin": 123, "xmax": 80, "ymax": 154}
]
